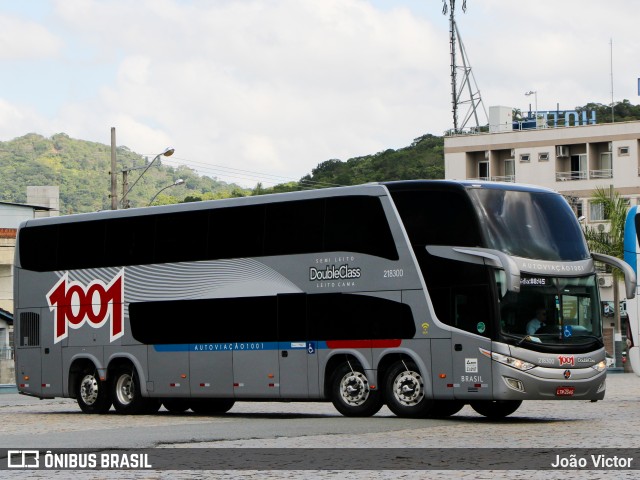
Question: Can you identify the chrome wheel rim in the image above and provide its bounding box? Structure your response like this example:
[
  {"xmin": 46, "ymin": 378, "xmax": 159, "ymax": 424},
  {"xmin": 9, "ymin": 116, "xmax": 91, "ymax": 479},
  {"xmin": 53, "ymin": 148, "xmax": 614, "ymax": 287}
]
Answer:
[
  {"xmin": 80, "ymin": 374, "xmax": 99, "ymax": 406},
  {"xmin": 339, "ymin": 371, "xmax": 370, "ymax": 406},
  {"xmin": 115, "ymin": 373, "xmax": 134, "ymax": 406},
  {"xmin": 393, "ymin": 370, "xmax": 424, "ymax": 406}
]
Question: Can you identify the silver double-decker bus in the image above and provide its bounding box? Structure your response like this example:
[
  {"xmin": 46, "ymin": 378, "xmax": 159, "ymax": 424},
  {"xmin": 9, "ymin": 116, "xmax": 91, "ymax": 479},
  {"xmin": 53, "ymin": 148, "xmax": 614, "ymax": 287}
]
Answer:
[{"xmin": 13, "ymin": 180, "xmax": 636, "ymax": 418}]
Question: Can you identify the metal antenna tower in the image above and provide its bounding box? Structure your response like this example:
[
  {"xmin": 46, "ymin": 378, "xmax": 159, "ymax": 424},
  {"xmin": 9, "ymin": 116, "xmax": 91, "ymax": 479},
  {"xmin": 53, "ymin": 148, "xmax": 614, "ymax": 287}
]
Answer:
[{"xmin": 442, "ymin": 0, "xmax": 487, "ymax": 132}]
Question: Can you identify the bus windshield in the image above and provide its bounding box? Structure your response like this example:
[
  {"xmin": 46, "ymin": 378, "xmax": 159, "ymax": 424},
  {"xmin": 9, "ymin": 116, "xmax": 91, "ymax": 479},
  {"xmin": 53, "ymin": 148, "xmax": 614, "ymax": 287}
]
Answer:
[
  {"xmin": 498, "ymin": 272, "xmax": 601, "ymax": 345},
  {"xmin": 468, "ymin": 188, "xmax": 590, "ymax": 261}
]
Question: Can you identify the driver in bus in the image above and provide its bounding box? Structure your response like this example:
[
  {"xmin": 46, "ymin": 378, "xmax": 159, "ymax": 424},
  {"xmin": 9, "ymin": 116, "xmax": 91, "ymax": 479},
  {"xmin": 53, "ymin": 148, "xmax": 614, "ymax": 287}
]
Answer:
[{"xmin": 526, "ymin": 308, "xmax": 547, "ymax": 335}]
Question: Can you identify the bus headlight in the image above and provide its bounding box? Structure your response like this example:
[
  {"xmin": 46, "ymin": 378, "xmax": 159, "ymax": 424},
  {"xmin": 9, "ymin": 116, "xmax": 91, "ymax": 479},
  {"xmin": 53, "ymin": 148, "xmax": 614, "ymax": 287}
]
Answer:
[
  {"xmin": 592, "ymin": 361, "xmax": 607, "ymax": 372},
  {"xmin": 481, "ymin": 349, "xmax": 535, "ymax": 371}
]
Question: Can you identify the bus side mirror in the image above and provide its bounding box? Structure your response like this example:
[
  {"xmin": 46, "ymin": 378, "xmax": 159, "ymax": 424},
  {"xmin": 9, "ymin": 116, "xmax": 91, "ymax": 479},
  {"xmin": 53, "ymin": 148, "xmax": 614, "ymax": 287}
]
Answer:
[
  {"xmin": 426, "ymin": 246, "xmax": 521, "ymax": 293},
  {"xmin": 591, "ymin": 252, "xmax": 637, "ymax": 299}
]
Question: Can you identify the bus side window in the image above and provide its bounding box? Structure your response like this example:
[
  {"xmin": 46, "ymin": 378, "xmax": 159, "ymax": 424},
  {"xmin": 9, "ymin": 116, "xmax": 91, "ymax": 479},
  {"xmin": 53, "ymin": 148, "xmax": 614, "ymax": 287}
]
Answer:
[{"xmin": 454, "ymin": 288, "xmax": 492, "ymax": 337}]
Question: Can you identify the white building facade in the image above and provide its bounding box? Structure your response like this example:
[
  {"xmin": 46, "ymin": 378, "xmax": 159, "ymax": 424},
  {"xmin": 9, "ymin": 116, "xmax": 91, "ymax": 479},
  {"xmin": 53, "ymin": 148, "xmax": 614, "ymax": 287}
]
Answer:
[{"xmin": 444, "ymin": 118, "xmax": 640, "ymax": 302}]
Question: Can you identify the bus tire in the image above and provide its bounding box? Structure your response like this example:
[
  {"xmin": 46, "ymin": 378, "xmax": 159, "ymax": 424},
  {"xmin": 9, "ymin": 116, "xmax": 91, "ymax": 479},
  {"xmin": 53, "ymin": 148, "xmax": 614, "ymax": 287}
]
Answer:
[
  {"xmin": 470, "ymin": 400, "xmax": 522, "ymax": 419},
  {"xmin": 189, "ymin": 399, "xmax": 235, "ymax": 415},
  {"xmin": 76, "ymin": 370, "xmax": 111, "ymax": 414},
  {"xmin": 330, "ymin": 362, "xmax": 383, "ymax": 417},
  {"xmin": 384, "ymin": 359, "xmax": 433, "ymax": 418},
  {"xmin": 111, "ymin": 365, "xmax": 154, "ymax": 415},
  {"xmin": 427, "ymin": 400, "xmax": 465, "ymax": 418},
  {"xmin": 162, "ymin": 398, "xmax": 191, "ymax": 413}
]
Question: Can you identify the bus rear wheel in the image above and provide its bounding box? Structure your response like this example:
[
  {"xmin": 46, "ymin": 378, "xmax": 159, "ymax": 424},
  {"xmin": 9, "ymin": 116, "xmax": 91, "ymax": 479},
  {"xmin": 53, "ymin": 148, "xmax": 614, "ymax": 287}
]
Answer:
[
  {"xmin": 76, "ymin": 370, "xmax": 111, "ymax": 414},
  {"xmin": 384, "ymin": 359, "xmax": 433, "ymax": 418},
  {"xmin": 330, "ymin": 362, "xmax": 383, "ymax": 417},
  {"xmin": 189, "ymin": 399, "xmax": 235, "ymax": 415},
  {"xmin": 470, "ymin": 400, "xmax": 522, "ymax": 419},
  {"xmin": 111, "ymin": 365, "xmax": 158, "ymax": 415}
]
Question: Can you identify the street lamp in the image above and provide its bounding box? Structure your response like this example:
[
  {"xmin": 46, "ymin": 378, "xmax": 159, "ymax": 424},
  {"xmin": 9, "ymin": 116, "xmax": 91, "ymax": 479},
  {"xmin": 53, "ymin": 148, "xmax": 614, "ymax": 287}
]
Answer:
[
  {"xmin": 121, "ymin": 147, "xmax": 175, "ymax": 208},
  {"xmin": 148, "ymin": 179, "xmax": 185, "ymax": 206},
  {"xmin": 525, "ymin": 91, "xmax": 538, "ymax": 124}
]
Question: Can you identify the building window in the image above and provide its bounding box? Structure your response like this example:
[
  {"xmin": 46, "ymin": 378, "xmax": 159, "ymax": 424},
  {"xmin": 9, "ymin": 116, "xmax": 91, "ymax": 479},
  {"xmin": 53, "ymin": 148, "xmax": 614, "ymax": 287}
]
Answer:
[
  {"xmin": 519, "ymin": 154, "xmax": 530, "ymax": 163},
  {"xmin": 478, "ymin": 161, "xmax": 489, "ymax": 180},
  {"xmin": 619, "ymin": 146, "xmax": 630, "ymax": 156},
  {"xmin": 575, "ymin": 201, "xmax": 584, "ymax": 219},
  {"xmin": 538, "ymin": 152, "xmax": 549, "ymax": 161},
  {"xmin": 589, "ymin": 202, "xmax": 605, "ymax": 222}
]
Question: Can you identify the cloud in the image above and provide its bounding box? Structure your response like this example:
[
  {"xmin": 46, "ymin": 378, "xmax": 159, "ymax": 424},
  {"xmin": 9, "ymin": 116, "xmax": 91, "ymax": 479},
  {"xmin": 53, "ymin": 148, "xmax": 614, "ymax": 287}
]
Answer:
[
  {"xmin": 0, "ymin": 14, "xmax": 62, "ymax": 60},
  {"xmin": 2, "ymin": 0, "xmax": 637, "ymax": 187},
  {"xmin": 46, "ymin": 0, "xmax": 446, "ymax": 185}
]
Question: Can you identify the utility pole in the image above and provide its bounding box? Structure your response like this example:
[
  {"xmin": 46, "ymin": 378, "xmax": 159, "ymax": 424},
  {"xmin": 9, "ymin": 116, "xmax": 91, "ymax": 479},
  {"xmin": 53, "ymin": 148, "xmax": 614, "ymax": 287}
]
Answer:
[
  {"xmin": 121, "ymin": 169, "xmax": 130, "ymax": 209},
  {"xmin": 110, "ymin": 127, "xmax": 118, "ymax": 210}
]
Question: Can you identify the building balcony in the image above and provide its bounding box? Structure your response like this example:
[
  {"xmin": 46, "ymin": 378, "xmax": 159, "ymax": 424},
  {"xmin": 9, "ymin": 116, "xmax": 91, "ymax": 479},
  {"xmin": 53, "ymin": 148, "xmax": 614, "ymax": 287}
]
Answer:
[
  {"xmin": 556, "ymin": 171, "xmax": 588, "ymax": 181},
  {"xmin": 490, "ymin": 175, "xmax": 515, "ymax": 183},
  {"xmin": 589, "ymin": 169, "xmax": 613, "ymax": 179}
]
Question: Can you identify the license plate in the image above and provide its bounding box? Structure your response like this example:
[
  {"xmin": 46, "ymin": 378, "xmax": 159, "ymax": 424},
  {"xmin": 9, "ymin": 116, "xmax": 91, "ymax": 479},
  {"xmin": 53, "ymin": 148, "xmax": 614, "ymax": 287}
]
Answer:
[{"xmin": 556, "ymin": 386, "xmax": 575, "ymax": 396}]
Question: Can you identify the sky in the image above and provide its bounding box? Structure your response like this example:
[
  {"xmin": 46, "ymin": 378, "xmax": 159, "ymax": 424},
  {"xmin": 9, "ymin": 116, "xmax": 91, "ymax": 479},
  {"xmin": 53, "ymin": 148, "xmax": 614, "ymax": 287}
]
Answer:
[{"xmin": 0, "ymin": 0, "xmax": 638, "ymax": 187}]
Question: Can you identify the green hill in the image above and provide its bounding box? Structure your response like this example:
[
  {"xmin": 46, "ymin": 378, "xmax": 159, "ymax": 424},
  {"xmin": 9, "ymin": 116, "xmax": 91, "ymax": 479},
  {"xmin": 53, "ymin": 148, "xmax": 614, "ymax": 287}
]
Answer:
[
  {"xmin": 2, "ymin": 100, "xmax": 639, "ymax": 211},
  {"xmin": 0, "ymin": 133, "xmax": 244, "ymax": 213}
]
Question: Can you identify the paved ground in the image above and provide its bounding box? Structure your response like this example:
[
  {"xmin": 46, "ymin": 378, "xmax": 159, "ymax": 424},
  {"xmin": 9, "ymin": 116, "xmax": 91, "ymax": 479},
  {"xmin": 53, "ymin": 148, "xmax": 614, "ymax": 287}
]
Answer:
[{"xmin": 1, "ymin": 372, "xmax": 639, "ymax": 479}]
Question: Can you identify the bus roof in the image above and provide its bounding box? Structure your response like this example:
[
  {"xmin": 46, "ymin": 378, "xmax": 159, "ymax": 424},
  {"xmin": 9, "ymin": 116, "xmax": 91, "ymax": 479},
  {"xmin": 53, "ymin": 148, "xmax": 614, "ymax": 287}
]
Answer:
[{"xmin": 19, "ymin": 179, "xmax": 558, "ymax": 229}]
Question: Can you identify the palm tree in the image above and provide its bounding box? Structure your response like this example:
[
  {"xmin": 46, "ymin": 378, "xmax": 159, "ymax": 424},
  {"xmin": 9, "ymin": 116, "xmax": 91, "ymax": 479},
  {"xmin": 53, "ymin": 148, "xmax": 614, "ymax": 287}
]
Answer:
[{"xmin": 583, "ymin": 186, "xmax": 628, "ymax": 334}]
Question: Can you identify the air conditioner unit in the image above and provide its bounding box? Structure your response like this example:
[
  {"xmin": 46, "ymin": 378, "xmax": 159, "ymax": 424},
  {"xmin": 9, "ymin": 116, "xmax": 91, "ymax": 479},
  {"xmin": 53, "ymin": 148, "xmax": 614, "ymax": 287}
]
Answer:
[
  {"xmin": 484, "ymin": 151, "xmax": 490, "ymax": 159},
  {"xmin": 510, "ymin": 149, "xmax": 515, "ymax": 158},
  {"xmin": 598, "ymin": 276, "xmax": 613, "ymax": 287},
  {"xmin": 556, "ymin": 146, "xmax": 569, "ymax": 157}
]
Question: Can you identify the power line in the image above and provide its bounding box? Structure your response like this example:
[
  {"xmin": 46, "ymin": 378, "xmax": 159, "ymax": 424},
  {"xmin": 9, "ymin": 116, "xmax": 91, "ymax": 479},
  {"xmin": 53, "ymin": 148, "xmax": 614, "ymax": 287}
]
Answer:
[{"xmin": 160, "ymin": 156, "xmax": 344, "ymax": 189}]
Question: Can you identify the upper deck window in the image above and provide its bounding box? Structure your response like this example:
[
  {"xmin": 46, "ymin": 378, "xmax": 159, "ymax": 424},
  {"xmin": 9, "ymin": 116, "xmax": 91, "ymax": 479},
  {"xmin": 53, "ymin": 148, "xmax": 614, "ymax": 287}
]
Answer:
[{"xmin": 468, "ymin": 188, "xmax": 590, "ymax": 261}]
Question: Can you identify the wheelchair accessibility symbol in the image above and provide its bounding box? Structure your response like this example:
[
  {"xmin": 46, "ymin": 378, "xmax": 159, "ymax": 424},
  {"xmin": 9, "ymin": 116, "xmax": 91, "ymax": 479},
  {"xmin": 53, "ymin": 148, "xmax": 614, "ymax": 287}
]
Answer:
[
  {"xmin": 563, "ymin": 325, "xmax": 573, "ymax": 338},
  {"xmin": 307, "ymin": 342, "xmax": 316, "ymax": 354}
]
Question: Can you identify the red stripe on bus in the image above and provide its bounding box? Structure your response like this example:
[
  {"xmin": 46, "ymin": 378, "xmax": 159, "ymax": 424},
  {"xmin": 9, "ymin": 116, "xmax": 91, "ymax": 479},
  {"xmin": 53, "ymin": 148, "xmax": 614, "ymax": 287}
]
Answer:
[{"xmin": 326, "ymin": 339, "xmax": 402, "ymax": 349}]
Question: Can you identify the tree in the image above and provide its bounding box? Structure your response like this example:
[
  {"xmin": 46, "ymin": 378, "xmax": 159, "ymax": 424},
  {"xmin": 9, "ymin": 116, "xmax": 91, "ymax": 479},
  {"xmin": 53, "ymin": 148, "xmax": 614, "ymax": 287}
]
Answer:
[{"xmin": 583, "ymin": 186, "xmax": 628, "ymax": 334}]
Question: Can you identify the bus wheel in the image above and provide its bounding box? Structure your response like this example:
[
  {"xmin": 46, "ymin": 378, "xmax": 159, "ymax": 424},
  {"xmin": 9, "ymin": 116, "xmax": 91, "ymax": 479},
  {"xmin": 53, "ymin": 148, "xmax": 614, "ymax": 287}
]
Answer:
[
  {"xmin": 427, "ymin": 400, "xmax": 465, "ymax": 418},
  {"xmin": 111, "ymin": 365, "xmax": 154, "ymax": 415},
  {"xmin": 162, "ymin": 399, "xmax": 191, "ymax": 413},
  {"xmin": 470, "ymin": 400, "xmax": 522, "ymax": 419},
  {"xmin": 76, "ymin": 371, "xmax": 111, "ymax": 414},
  {"xmin": 384, "ymin": 359, "xmax": 433, "ymax": 418},
  {"xmin": 189, "ymin": 399, "xmax": 235, "ymax": 415},
  {"xmin": 330, "ymin": 362, "xmax": 383, "ymax": 417}
]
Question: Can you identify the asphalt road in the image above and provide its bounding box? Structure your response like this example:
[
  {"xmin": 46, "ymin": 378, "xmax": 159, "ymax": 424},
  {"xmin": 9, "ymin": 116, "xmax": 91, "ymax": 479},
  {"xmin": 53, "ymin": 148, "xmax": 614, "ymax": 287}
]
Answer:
[{"xmin": 0, "ymin": 372, "xmax": 638, "ymax": 479}]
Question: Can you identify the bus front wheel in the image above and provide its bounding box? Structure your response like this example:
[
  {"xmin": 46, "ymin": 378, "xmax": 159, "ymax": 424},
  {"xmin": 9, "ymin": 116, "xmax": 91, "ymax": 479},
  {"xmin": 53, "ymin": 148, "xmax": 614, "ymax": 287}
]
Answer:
[
  {"xmin": 111, "ymin": 365, "xmax": 159, "ymax": 415},
  {"xmin": 470, "ymin": 400, "xmax": 522, "ymax": 419},
  {"xmin": 384, "ymin": 359, "xmax": 433, "ymax": 418},
  {"xmin": 76, "ymin": 370, "xmax": 111, "ymax": 414},
  {"xmin": 330, "ymin": 362, "xmax": 383, "ymax": 417}
]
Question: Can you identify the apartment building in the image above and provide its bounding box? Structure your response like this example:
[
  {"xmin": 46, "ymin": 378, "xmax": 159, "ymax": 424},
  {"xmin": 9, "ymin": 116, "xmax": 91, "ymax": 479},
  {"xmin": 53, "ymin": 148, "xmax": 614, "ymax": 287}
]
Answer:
[{"xmin": 444, "ymin": 111, "xmax": 640, "ymax": 303}]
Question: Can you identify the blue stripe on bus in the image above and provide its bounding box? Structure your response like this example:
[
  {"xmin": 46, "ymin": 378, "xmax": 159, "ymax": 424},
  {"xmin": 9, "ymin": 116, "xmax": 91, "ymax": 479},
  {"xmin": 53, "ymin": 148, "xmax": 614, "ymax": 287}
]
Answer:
[{"xmin": 153, "ymin": 342, "xmax": 324, "ymax": 352}]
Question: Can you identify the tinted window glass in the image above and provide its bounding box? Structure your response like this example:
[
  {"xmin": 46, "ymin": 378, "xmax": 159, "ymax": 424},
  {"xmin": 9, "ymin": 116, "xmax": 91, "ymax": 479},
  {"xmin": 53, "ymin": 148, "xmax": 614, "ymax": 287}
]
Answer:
[
  {"xmin": 105, "ymin": 216, "xmax": 156, "ymax": 267},
  {"xmin": 19, "ymin": 225, "xmax": 58, "ymax": 271},
  {"xmin": 277, "ymin": 293, "xmax": 307, "ymax": 341},
  {"xmin": 390, "ymin": 190, "xmax": 481, "ymax": 247},
  {"xmin": 129, "ymin": 296, "xmax": 277, "ymax": 344},
  {"xmin": 129, "ymin": 293, "xmax": 414, "ymax": 344},
  {"xmin": 208, "ymin": 205, "xmax": 265, "ymax": 259},
  {"xmin": 155, "ymin": 210, "xmax": 208, "ymax": 263},
  {"xmin": 325, "ymin": 196, "xmax": 398, "ymax": 260},
  {"xmin": 308, "ymin": 293, "xmax": 415, "ymax": 340},
  {"xmin": 469, "ymin": 189, "xmax": 590, "ymax": 261},
  {"xmin": 58, "ymin": 221, "xmax": 105, "ymax": 270},
  {"xmin": 265, "ymin": 200, "xmax": 324, "ymax": 256}
]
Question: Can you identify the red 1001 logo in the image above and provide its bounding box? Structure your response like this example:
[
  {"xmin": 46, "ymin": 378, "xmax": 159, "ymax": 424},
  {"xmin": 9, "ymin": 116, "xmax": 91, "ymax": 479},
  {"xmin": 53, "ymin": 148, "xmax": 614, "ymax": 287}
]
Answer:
[{"xmin": 46, "ymin": 270, "xmax": 124, "ymax": 343}]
